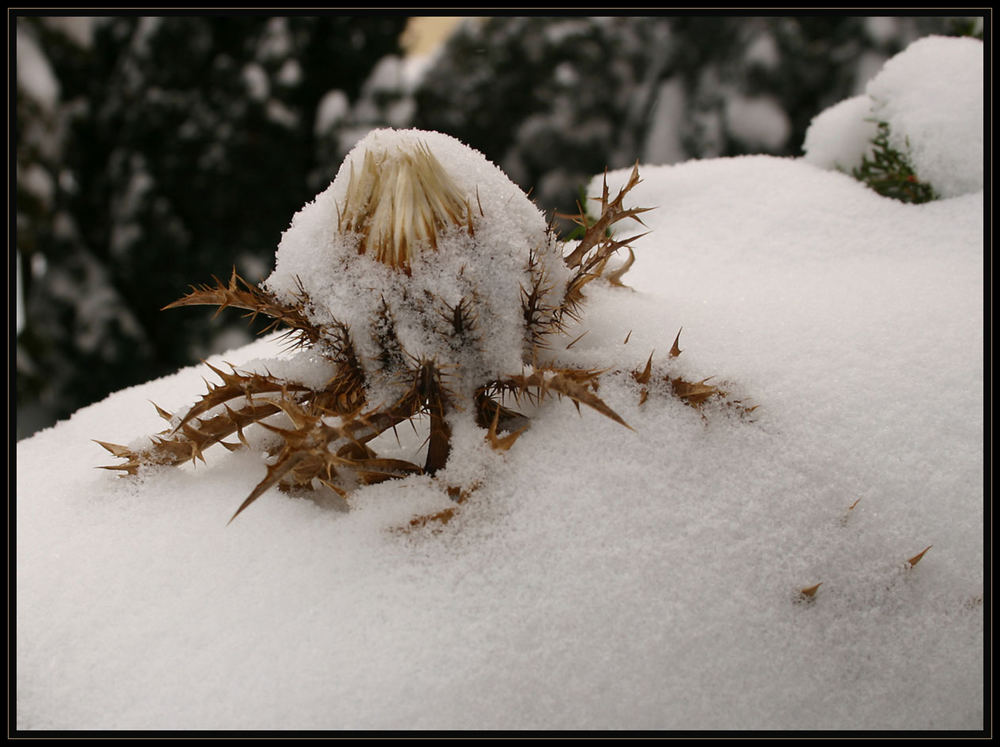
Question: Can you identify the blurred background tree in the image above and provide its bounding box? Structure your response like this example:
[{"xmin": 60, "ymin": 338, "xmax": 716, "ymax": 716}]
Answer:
[
  {"xmin": 411, "ymin": 16, "xmax": 971, "ymax": 225},
  {"xmin": 16, "ymin": 15, "xmax": 407, "ymax": 437},
  {"xmin": 14, "ymin": 14, "xmax": 976, "ymax": 438}
]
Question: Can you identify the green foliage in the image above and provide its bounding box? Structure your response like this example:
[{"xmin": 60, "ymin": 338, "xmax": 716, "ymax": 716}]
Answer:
[{"xmin": 852, "ymin": 122, "xmax": 936, "ymax": 204}]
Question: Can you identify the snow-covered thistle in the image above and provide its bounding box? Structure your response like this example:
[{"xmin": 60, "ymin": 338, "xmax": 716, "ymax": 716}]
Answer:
[{"xmin": 98, "ymin": 129, "xmax": 728, "ymax": 522}]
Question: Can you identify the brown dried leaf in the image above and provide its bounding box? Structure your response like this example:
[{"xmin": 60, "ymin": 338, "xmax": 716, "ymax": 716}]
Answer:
[
  {"xmin": 164, "ymin": 268, "xmax": 321, "ymax": 346},
  {"xmin": 406, "ymin": 507, "xmax": 458, "ymax": 531},
  {"xmin": 505, "ymin": 368, "xmax": 631, "ymax": 431}
]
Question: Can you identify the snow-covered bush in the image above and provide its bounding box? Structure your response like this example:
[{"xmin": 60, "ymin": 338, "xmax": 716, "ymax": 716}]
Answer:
[{"xmin": 803, "ymin": 35, "xmax": 983, "ymax": 200}]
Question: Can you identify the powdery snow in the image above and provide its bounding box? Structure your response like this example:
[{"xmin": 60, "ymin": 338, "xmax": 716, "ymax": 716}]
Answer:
[
  {"xmin": 801, "ymin": 95, "xmax": 879, "ymax": 172},
  {"xmin": 16, "ymin": 151, "xmax": 982, "ymax": 730},
  {"xmin": 16, "ymin": 36, "xmax": 983, "ymax": 730}
]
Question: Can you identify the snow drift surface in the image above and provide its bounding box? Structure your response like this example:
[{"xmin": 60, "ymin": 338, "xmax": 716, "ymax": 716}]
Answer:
[
  {"xmin": 16, "ymin": 34, "xmax": 984, "ymax": 732},
  {"xmin": 17, "ymin": 152, "xmax": 982, "ymax": 729}
]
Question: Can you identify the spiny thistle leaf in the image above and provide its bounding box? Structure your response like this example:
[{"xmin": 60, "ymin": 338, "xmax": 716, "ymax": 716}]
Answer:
[
  {"xmin": 564, "ymin": 330, "xmax": 589, "ymax": 350},
  {"xmin": 502, "ymin": 368, "xmax": 631, "ymax": 430},
  {"xmin": 174, "ymin": 364, "xmax": 308, "ymax": 433},
  {"xmin": 94, "ymin": 440, "xmax": 135, "ymax": 459},
  {"xmin": 560, "ymin": 164, "xmax": 652, "ymax": 316},
  {"xmin": 229, "ymin": 449, "xmax": 308, "ymax": 524},
  {"xmin": 563, "ymin": 163, "xmax": 651, "ymax": 269},
  {"xmin": 669, "ymin": 376, "xmax": 722, "ymax": 408},
  {"xmin": 151, "ymin": 402, "xmax": 174, "ymax": 422},
  {"xmin": 164, "ymin": 268, "xmax": 321, "ymax": 347}
]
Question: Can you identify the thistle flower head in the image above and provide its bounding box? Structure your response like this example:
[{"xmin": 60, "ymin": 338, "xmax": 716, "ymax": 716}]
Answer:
[
  {"xmin": 339, "ymin": 142, "xmax": 475, "ymax": 270},
  {"xmin": 266, "ymin": 129, "xmax": 571, "ymax": 403},
  {"xmin": 108, "ymin": 129, "xmax": 659, "ymax": 522}
]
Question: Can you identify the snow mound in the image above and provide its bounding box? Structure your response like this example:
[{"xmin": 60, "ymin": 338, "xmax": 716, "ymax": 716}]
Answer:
[
  {"xmin": 801, "ymin": 94, "xmax": 879, "ymax": 172},
  {"xmin": 803, "ymin": 35, "xmax": 983, "ymax": 198},
  {"xmin": 18, "ymin": 151, "xmax": 982, "ymax": 729}
]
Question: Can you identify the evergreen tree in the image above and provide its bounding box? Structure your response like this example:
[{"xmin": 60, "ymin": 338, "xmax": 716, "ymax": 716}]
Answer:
[
  {"xmin": 412, "ymin": 16, "xmax": 970, "ymax": 226},
  {"xmin": 16, "ymin": 15, "xmax": 407, "ymax": 437}
]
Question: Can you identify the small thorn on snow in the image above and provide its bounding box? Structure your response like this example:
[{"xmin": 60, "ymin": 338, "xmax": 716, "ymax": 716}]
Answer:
[
  {"xmin": 799, "ymin": 582, "xmax": 822, "ymax": 599},
  {"xmin": 906, "ymin": 545, "xmax": 932, "ymax": 568},
  {"xmin": 669, "ymin": 327, "xmax": 683, "ymax": 358}
]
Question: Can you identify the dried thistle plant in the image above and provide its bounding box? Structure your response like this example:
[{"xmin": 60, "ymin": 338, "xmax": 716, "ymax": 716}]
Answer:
[{"xmin": 98, "ymin": 129, "xmax": 735, "ymax": 522}]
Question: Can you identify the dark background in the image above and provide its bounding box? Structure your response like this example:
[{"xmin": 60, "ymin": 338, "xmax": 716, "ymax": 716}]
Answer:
[{"xmin": 14, "ymin": 14, "xmax": 977, "ymax": 438}]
